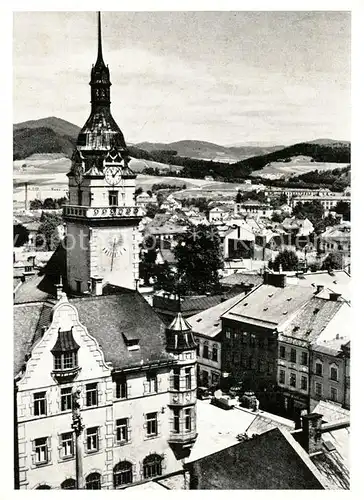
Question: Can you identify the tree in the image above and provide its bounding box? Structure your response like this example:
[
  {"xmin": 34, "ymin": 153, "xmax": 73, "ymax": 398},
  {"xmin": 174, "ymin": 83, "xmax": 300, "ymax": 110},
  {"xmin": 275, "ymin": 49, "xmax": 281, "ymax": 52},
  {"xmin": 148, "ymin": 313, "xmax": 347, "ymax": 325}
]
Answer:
[
  {"xmin": 29, "ymin": 199, "xmax": 43, "ymax": 210},
  {"xmin": 145, "ymin": 203, "xmax": 159, "ymax": 219},
  {"xmin": 322, "ymin": 252, "xmax": 342, "ymax": 271},
  {"xmin": 135, "ymin": 187, "xmax": 143, "ymax": 198},
  {"xmin": 236, "ymin": 190, "xmax": 243, "ymax": 203},
  {"xmin": 174, "ymin": 224, "xmax": 223, "ymax": 294},
  {"xmin": 334, "ymin": 201, "xmax": 350, "ymax": 221},
  {"xmin": 271, "ymin": 249, "xmax": 299, "ymax": 271},
  {"xmin": 139, "ymin": 236, "xmax": 158, "ymax": 285},
  {"xmin": 292, "ymin": 201, "xmax": 324, "ymax": 229},
  {"xmin": 14, "ymin": 224, "xmax": 29, "ymax": 247},
  {"xmin": 153, "ymin": 262, "xmax": 177, "ymax": 293},
  {"xmin": 271, "ymin": 212, "xmax": 285, "ymax": 223},
  {"xmin": 36, "ymin": 212, "xmax": 63, "ymax": 250},
  {"xmin": 43, "ymin": 198, "xmax": 57, "ymax": 209}
]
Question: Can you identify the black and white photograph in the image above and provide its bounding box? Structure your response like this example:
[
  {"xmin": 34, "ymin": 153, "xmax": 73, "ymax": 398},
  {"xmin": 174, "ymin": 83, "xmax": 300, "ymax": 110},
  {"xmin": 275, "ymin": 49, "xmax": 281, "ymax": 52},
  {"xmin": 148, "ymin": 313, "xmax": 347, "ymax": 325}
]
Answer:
[{"xmin": 10, "ymin": 3, "xmax": 358, "ymax": 491}]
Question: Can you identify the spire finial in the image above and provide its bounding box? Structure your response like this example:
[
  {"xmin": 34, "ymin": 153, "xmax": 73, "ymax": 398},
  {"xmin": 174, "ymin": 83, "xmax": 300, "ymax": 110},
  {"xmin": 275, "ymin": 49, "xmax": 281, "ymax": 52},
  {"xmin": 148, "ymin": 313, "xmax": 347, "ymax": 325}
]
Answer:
[{"xmin": 97, "ymin": 11, "xmax": 103, "ymax": 63}]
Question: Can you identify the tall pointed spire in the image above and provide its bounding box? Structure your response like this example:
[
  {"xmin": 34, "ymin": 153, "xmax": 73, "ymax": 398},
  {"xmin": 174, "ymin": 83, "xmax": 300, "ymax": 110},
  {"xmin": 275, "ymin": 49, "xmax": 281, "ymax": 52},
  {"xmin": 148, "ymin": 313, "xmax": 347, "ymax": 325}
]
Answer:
[{"xmin": 97, "ymin": 11, "xmax": 103, "ymax": 64}]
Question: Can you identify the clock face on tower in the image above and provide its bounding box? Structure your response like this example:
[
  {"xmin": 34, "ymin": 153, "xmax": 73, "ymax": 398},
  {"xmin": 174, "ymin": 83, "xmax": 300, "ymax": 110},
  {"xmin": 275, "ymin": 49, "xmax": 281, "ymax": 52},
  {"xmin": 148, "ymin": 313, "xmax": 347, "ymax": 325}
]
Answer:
[{"xmin": 105, "ymin": 166, "xmax": 122, "ymax": 186}]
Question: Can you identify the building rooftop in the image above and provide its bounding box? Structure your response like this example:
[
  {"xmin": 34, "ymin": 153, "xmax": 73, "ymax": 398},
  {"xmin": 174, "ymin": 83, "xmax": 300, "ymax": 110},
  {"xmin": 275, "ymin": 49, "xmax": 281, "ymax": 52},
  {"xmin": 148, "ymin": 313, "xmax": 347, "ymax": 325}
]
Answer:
[
  {"xmin": 222, "ymin": 284, "xmax": 314, "ymax": 329},
  {"xmin": 185, "ymin": 427, "xmax": 331, "ymax": 489},
  {"xmin": 14, "ymin": 288, "xmax": 174, "ymax": 377},
  {"xmin": 291, "ymin": 270, "xmax": 351, "ymax": 301},
  {"xmin": 220, "ymin": 272, "xmax": 263, "ymax": 288},
  {"xmin": 279, "ymin": 296, "xmax": 344, "ymax": 344},
  {"xmin": 188, "ymin": 292, "xmax": 247, "ymax": 338}
]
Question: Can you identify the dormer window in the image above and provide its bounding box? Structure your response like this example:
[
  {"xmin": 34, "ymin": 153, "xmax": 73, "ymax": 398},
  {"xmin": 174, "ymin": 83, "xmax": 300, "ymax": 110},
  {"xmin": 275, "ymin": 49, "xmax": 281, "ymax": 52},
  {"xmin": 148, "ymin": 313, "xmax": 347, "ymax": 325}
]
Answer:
[
  {"xmin": 51, "ymin": 327, "xmax": 80, "ymax": 382},
  {"xmin": 122, "ymin": 332, "xmax": 140, "ymax": 351}
]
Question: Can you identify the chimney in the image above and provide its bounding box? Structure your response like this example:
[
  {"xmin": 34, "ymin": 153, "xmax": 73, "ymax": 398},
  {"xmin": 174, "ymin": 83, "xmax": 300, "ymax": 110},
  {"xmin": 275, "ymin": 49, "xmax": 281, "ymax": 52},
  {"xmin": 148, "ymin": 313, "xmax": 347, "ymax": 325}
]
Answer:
[
  {"xmin": 264, "ymin": 270, "xmax": 287, "ymax": 288},
  {"xmin": 329, "ymin": 292, "xmax": 341, "ymax": 301},
  {"xmin": 91, "ymin": 276, "xmax": 103, "ymax": 296},
  {"xmin": 316, "ymin": 285, "xmax": 324, "ymax": 294},
  {"xmin": 301, "ymin": 413, "xmax": 323, "ymax": 455},
  {"xmin": 21, "ymin": 270, "xmax": 35, "ymax": 283}
]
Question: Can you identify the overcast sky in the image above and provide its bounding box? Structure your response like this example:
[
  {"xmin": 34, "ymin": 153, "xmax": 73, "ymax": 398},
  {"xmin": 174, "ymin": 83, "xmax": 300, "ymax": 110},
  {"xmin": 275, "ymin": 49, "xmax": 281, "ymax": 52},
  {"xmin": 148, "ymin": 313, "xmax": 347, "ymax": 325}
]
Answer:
[{"xmin": 13, "ymin": 11, "xmax": 350, "ymax": 145}]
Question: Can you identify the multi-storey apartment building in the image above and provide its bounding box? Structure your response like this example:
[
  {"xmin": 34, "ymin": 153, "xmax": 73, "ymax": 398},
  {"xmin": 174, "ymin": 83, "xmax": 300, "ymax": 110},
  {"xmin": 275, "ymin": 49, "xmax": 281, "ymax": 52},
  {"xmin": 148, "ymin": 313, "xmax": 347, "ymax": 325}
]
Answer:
[
  {"xmin": 309, "ymin": 300, "xmax": 350, "ymax": 411},
  {"xmin": 188, "ymin": 293, "xmax": 245, "ymax": 388},
  {"xmin": 277, "ymin": 294, "xmax": 348, "ymax": 417},
  {"xmin": 220, "ymin": 272, "xmax": 315, "ymax": 411},
  {"xmin": 14, "ymin": 287, "xmax": 198, "ymax": 489}
]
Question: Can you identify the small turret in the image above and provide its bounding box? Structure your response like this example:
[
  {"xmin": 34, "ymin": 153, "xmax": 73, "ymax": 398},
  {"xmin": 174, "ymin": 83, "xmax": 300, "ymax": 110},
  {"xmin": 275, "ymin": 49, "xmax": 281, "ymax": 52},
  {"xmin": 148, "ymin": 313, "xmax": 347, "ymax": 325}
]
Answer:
[{"xmin": 165, "ymin": 312, "xmax": 196, "ymax": 352}]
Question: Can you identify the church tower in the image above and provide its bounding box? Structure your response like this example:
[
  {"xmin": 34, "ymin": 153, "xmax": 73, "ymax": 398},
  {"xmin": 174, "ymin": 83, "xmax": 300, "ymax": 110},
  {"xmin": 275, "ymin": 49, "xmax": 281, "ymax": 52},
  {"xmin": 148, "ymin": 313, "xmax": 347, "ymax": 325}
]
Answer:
[{"xmin": 64, "ymin": 12, "xmax": 143, "ymax": 293}]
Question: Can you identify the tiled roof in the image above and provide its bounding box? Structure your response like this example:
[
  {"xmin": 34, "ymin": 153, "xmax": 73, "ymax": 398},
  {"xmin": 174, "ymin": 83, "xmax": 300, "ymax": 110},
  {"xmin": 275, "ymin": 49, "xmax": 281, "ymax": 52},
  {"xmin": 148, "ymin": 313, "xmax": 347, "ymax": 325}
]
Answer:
[
  {"xmin": 313, "ymin": 401, "xmax": 350, "ymax": 424},
  {"xmin": 68, "ymin": 290, "xmax": 173, "ymax": 370},
  {"xmin": 185, "ymin": 427, "xmax": 329, "ymax": 489},
  {"xmin": 13, "ymin": 302, "xmax": 53, "ymax": 377},
  {"xmin": 153, "ymin": 293, "xmax": 225, "ymax": 316},
  {"xmin": 13, "ymin": 274, "xmax": 54, "ymax": 304},
  {"xmin": 222, "ymin": 284, "xmax": 315, "ymax": 328},
  {"xmin": 279, "ymin": 297, "xmax": 344, "ymax": 343},
  {"xmin": 220, "ymin": 272, "xmax": 263, "ymax": 288},
  {"xmin": 51, "ymin": 328, "xmax": 80, "ymax": 353},
  {"xmin": 14, "ymin": 290, "xmax": 174, "ymax": 377},
  {"xmin": 246, "ymin": 413, "xmax": 294, "ymax": 437},
  {"xmin": 188, "ymin": 292, "xmax": 246, "ymax": 338}
]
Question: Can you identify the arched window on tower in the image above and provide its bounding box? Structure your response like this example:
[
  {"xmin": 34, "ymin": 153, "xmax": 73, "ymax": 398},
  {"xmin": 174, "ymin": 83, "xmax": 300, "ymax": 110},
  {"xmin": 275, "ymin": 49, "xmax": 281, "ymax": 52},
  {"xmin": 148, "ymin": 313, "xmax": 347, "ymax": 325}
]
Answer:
[
  {"xmin": 85, "ymin": 472, "xmax": 101, "ymax": 490},
  {"xmin": 113, "ymin": 461, "xmax": 133, "ymax": 488},
  {"xmin": 143, "ymin": 454, "xmax": 163, "ymax": 479}
]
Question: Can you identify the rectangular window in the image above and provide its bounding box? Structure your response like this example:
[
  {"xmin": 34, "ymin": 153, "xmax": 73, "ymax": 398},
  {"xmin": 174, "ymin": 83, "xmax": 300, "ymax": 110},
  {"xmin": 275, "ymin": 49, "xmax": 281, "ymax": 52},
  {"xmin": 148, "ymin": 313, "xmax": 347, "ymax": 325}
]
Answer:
[
  {"xmin": 290, "ymin": 349, "xmax": 297, "ymax": 363},
  {"xmin": 250, "ymin": 334, "xmax": 256, "ymax": 348},
  {"xmin": 185, "ymin": 368, "xmax": 192, "ymax": 390},
  {"xmin": 78, "ymin": 189, "xmax": 82, "ymax": 206},
  {"xmin": 185, "ymin": 408, "xmax": 192, "ymax": 432},
  {"xmin": 116, "ymin": 378, "xmax": 128, "ymax": 399},
  {"xmin": 61, "ymin": 387, "xmax": 72, "ymax": 412},
  {"xmin": 203, "ymin": 344, "xmax": 209, "ymax": 359},
  {"xmin": 146, "ymin": 372, "xmax": 158, "ymax": 393},
  {"xmin": 34, "ymin": 437, "xmax": 48, "ymax": 465},
  {"xmin": 173, "ymin": 409, "xmax": 180, "ymax": 433},
  {"xmin": 301, "ymin": 352, "xmax": 308, "ymax": 366},
  {"xmin": 330, "ymin": 387, "xmax": 338, "ymax": 402},
  {"xmin": 85, "ymin": 383, "xmax": 98, "ymax": 407},
  {"xmin": 330, "ymin": 366, "xmax": 338, "ymax": 382},
  {"xmin": 315, "ymin": 382, "xmax": 323, "ymax": 397},
  {"xmin": 108, "ymin": 191, "xmax": 118, "ymax": 206},
  {"xmin": 315, "ymin": 362, "xmax": 323, "ymax": 377},
  {"xmin": 61, "ymin": 432, "xmax": 74, "ymax": 459},
  {"xmin": 195, "ymin": 340, "xmax": 200, "ymax": 357},
  {"xmin": 54, "ymin": 352, "xmax": 77, "ymax": 371},
  {"xmin": 146, "ymin": 412, "xmax": 158, "ymax": 437},
  {"xmin": 279, "ymin": 345, "xmax": 286, "ymax": 359},
  {"xmin": 211, "ymin": 345, "xmax": 218, "ymax": 362},
  {"xmin": 86, "ymin": 427, "xmax": 99, "ymax": 453},
  {"xmin": 289, "ymin": 373, "xmax": 296, "ymax": 388},
  {"xmin": 173, "ymin": 368, "xmax": 180, "ymax": 390},
  {"xmin": 279, "ymin": 369, "xmax": 285, "ymax": 384},
  {"xmin": 301, "ymin": 375, "xmax": 308, "ymax": 391},
  {"xmin": 267, "ymin": 362, "xmax": 273, "ymax": 375},
  {"xmin": 225, "ymin": 330, "xmax": 231, "ymax": 339},
  {"xmin": 116, "ymin": 418, "xmax": 128, "ymax": 444},
  {"xmin": 34, "ymin": 392, "xmax": 47, "ymax": 416},
  {"xmin": 76, "ymin": 280, "xmax": 81, "ymax": 294}
]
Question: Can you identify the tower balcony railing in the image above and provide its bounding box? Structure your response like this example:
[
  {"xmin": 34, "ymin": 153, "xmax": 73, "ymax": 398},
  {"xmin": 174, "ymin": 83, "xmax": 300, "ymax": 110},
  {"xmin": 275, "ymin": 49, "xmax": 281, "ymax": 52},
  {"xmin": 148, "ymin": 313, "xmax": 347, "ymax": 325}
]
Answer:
[
  {"xmin": 169, "ymin": 389, "xmax": 197, "ymax": 407},
  {"xmin": 63, "ymin": 205, "xmax": 145, "ymax": 219}
]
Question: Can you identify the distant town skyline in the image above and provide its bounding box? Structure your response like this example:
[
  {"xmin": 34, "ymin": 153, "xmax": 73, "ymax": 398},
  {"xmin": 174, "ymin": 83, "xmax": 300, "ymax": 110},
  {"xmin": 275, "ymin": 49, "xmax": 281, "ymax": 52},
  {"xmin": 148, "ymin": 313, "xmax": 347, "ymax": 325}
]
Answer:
[{"xmin": 13, "ymin": 11, "xmax": 350, "ymax": 145}]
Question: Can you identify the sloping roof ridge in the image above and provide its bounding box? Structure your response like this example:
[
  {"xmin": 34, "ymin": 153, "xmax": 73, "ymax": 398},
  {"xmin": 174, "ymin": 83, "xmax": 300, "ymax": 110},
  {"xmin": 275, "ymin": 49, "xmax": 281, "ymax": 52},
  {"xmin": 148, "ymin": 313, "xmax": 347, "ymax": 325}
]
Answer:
[
  {"xmin": 223, "ymin": 283, "xmax": 265, "ymax": 315},
  {"xmin": 277, "ymin": 428, "xmax": 333, "ymax": 489}
]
